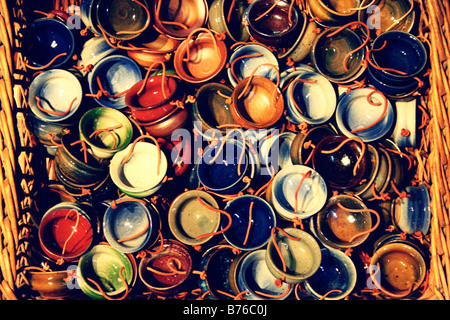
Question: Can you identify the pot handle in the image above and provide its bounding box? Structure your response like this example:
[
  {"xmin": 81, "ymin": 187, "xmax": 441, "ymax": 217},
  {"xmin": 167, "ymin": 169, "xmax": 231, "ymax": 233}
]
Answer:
[
  {"xmin": 182, "ymin": 27, "xmax": 221, "ymax": 63},
  {"xmin": 236, "ymin": 63, "xmax": 280, "ymax": 101}
]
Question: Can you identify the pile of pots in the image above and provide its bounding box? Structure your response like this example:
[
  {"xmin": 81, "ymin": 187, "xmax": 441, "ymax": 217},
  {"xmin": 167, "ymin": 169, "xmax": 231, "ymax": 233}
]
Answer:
[{"xmin": 23, "ymin": 0, "xmax": 431, "ymax": 301}]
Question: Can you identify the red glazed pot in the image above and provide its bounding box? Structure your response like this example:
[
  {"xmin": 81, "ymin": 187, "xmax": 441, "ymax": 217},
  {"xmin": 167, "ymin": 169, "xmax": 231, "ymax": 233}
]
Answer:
[
  {"xmin": 136, "ymin": 107, "xmax": 190, "ymax": 137},
  {"xmin": 38, "ymin": 203, "xmax": 95, "ymax": 262},
  {"xmin": 125, "ymin": 75, "xmax": 179, "ymax": 122}
]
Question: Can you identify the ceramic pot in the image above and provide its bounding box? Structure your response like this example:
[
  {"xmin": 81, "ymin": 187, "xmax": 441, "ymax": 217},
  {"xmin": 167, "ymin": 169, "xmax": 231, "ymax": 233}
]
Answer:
[
  {"xmin": 369, "ymin": 242, "xmax": 427, "ymax": 298},
  {"xmin": 28, "ymin": 69, "xmax": 83, "ymax": 123},
  {"xmin": 79, "ymin": 107, "xmax": 134, "ymax": 159},
  {"xmin": 173, "ymin": 28, "xmax": 228, "ymax": 85},
  {"xmin": 335, "ymin": 88, "xmax": 395, "ymax": 142},
  {"xmin": 285, "ymin": 71, "xmax": 337, "ymax": 125},
  {"xmin": 223, "ymin": 195, "xmax": 276, "ymax": 251},
  {"xmin": 103, "ymin": 197, "xmax": 161, "ymax": 253},
  {"xmin": 96, "ymin": 0, "xmax": 150, "ymax": 41},
  {"xmin": 77, "ymin": 244, "xmax": 135, "ymax": 300},
  {"xmin": 38, "ymin": 202, "xmax": 95, "ymax": 262},
  {"xmin": 197, "ymin": 245, "xmax": 237, "ymax": 300},
  {"xmin": 138, "ymin": 239, "xmax": 192, "ymax": 296},
  {"xmin": 358, "ymin": 0, "xmax": 415, "ymax": 35},
  {"xmin": 311, "ymin": 134, "xmax": 367, "ymax": 189},
  {"xmin": 308, "ymin": 0, "xmax": 358, "ymax": 26},
  {"xmin": 245, "ymin": 0, "xmax": 300, "ymax": 48},
  {"xmin": 88, "ymin": 55, "xmax": 143, "ymax": 110},
  {"xmin": 315, "ymin": 195, "xmax": 376, "ymax": 249},
  {"xmin": 266, "ymin": 228, "xmax": 322, "ymax": 284},
  {"xmin": 227, "ymin": 43, "xmax": 279, "ymax": 87},
  {"xmin": 237, "ymin": 249, "xmax": 293, "ymax": 300},
  {"xmin": 304, "ymin": 247, "xmax": 357, "ymax": 300},
  {"xmin": 109, "ymin": 141, "xmax": 168, "ymax": 198},
  {"xmin": 23, "ymin": 18, "xmax": 75, "ymax": 68},
  {"xmin": 28, "ymin": 270, "xmax": 75, "ymax": 299},
  {"xmin": 168, "ymin": 190, "xmax": 220, "ymax": 246},
  {"xmin": 310, "ymin": 26, "xmax": 366, "ymax": 84},
  {"xmin": 271, "ymin": 165, "xmax": 328, "ymax": 221},
  {"xmin": 230, "ymin": 76, "xmax": 284, "ymax": 129}
]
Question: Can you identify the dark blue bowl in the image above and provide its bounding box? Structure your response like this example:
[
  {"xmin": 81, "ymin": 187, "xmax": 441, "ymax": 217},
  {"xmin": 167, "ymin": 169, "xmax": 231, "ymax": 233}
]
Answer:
[
  {"xmin": 368, "ymin": 31, "xmax": 427, "ymax": 87},
  {"xmin": 24, "ymin": 18, "xmax": 75, "ymax": 69},
  {"xmin": 222, "ymin": 195, "xmax": 276, "ymax": 250},
  {"xmin": 367, "ymin": 66, "xmax": 420, "ymax": 98},
  {"xmin": 197, "ymin": 141, "xmax": 251, "ymax": 194},
  {"xmin": 304, "ymin": 247, "xmax": 357, "ymax": 300}
]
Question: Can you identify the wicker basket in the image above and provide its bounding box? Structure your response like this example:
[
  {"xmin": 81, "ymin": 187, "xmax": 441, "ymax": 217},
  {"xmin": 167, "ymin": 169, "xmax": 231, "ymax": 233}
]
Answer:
[{"xmin": 0, "ymin": 0, "xmax": 448, "ymax": 300}]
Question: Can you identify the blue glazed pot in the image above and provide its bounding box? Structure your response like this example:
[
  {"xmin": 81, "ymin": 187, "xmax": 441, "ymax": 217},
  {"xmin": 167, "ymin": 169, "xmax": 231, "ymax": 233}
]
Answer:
[
  {"xmin": 197, "ymin": 140, "xmax": 254, "ymax": 194},
  {"xmin": 24, "ymin": 18, "xmax": 74, "ymax": 69},
  {"xmin": 103, "ymin": 197, "xmax": 161, "ymax": 253},
  {"xmin": 304, "ymin": 247, "xmax": 357, "ymax": 300},
  {"xmin": 88, "ymin": 55, "xmax": 142, "ymax": 109},
  {"xmin": 368, "ymin": 31, "xmax": 427, "ymax": 87},
  {"xmin": 222, "ymin": 195, "xmax": 276, "ymax": 250}
]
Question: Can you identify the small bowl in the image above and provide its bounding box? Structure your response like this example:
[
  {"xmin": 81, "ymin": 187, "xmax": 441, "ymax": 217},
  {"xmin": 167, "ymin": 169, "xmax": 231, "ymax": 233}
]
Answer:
[
  {"xmin": 28, "ymin": 270, "xmax": 76, "ymax": 299},
  {"xmin": 271, "ymin": 165, "xmax": 328, "ymax": 221},
  {"xmin": 28, "ymin": 69, "xmax": 83, "ymax": 122},
  {"xmin": 173, "ymin": 29, "xmax": 228, "ymax": 84},
  {"xmin": 286, "ymin": 71, "xmax": 337, "ymax": 125},
  {"xmin": 245, "ymin": 0, "xmax": 299, "ymax": 47},
  {"xmin": 79, "ymin": 107, "xmax": 134, "ymax": 159},
  {"xmin": 290, "ymin": 124, "xmax": 337, "ymax": 165},
  {"xmin": 369, "ymin": 242, "xmax": 427, "ymax": 298},
  {"xmin": 197, "ymin": 245, "xmax": 237, "ymax": 300},
  {"xmin": 227, "ymin": 44, "xmax": 279, "ymax": 87},
  {"xmin": 368, "ymin": 31, "xmax": 427, "ymax": 86},
  {"xmin": 151, "ymin": 0, "xmax": 208, "ymax": 39},
  {"xmin": 208, "ymin": 0, "xmax": 250, "ymax": 43},
  {"xmin": 88, "ymin": 55, "xmax": 142, "ymax": 109},
  {"xmin": 103, "ymin": 197, "xmax": 161, "ymax": 253},
  {"xmin": 55, "ymin": 134, "xmax": 110, "ymax": 185},
  {"xmin": 335, "ymin": 88, "xmax": 395, "ymax": 142},
  {"xmin": 125, "ymin": 74, "xmax": 180, "ymax": 122},
  {"xmin": 109, "ymin": 141, "xmax": 168, "ymax": 198},
  {"xmin": 358, "ymin": 0, "xmax": 415, "ymax": 35},
  {"xmin": 237, "ymin": 249, "xmax": 293, "ymax": 300},
  {"xmin": 223, "ymin": 195, "xmax": 276, "ymax": 251},
  {"xmin": 191, "ymin": 82, "xmax": 238, "ymax": 138},
  {"xmin": 230, "ymin": 76, "xmax": 284, "ymax": 129},
  {"xmin": 310, "ymin": 26, "xmax": 366, "ymax": 84},
  {"xmin": 38, "ymin": 202, "xmax": 95, "ymax": 262},
  {"xmin": 138, "ymin": 239, "xmax": 192, "ymax": 296},
  {"xmin": 136, "ymin": 107, "xmax": 190, "ymax": 138},
  {"xmin": 308, "ymin": 0, "xmax": 358, "ymax": 26},
  {"xmin": 23, "ymin": 18, "xmax": 74, "ymax": 68},
  {"xmin": 96, "ymin": 0, "xmax": 150, "ymax": 41},
  {"xmin": 197, "ymin": 140, "xmax": 251, "ymax": 194},
  {"xmin": 311, "ymin": 134, "xmax": 367, "ymax": 189},
  {"xmin": 391, "ymin": 184, "xmax": 431, "ymax": 236},
  {"xmin": 315, "ymin": 195, "xmax": 374, "ymax": 249},
  {"xmin": 266, "ymin": 228, "xmax": 322, "ymax": 284},
  {"xmin": 168, "ymin": 190, "xmax": 220, "ymax": 246},
  {"xmin": 304, "ymin": 247, "xmax": 357, "ymax": 300},
  {"xmin": 77, "ymin": 244, "xmax": 135, "ymax": 300}
]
